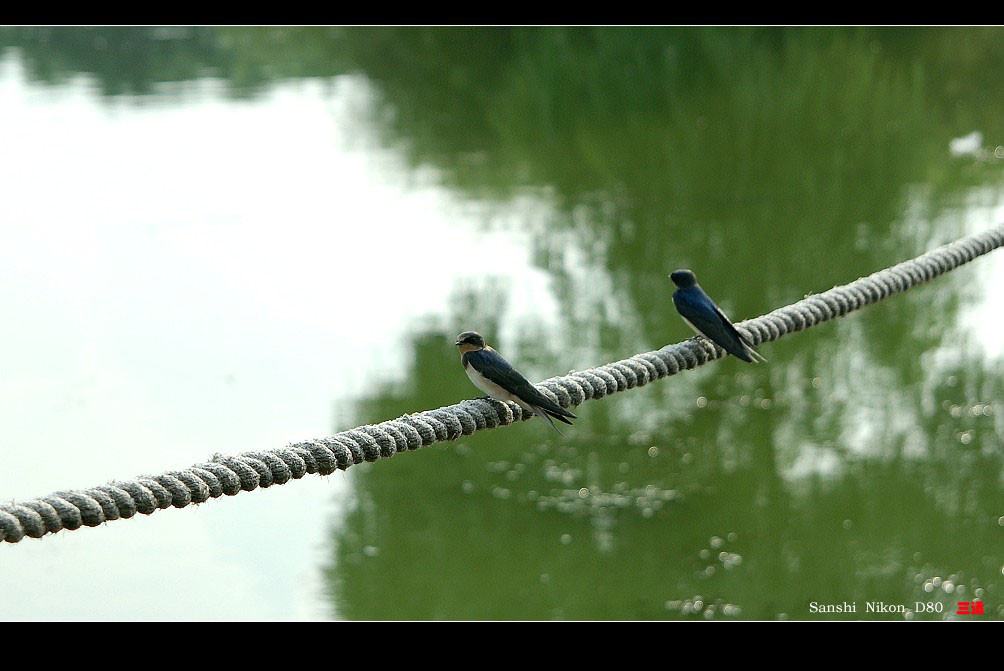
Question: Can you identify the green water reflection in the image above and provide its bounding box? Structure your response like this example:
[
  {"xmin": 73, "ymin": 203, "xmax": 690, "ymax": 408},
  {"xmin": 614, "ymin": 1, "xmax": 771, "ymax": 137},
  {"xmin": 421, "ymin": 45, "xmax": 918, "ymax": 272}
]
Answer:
[{"xmin": 5, "ymin": 26, "xmax": 1002, "ymax": 619}]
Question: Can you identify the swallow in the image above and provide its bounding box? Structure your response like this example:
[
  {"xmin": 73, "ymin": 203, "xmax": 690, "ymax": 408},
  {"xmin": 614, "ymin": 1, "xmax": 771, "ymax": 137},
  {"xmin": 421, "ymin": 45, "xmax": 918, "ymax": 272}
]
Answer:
[
  {"xmin": 455, "ymin": 331, "xmax": 576, "ymax": 434},
  {"xmin": 669, "ymin": 269, "xmax": 766, "ymax": 363}
]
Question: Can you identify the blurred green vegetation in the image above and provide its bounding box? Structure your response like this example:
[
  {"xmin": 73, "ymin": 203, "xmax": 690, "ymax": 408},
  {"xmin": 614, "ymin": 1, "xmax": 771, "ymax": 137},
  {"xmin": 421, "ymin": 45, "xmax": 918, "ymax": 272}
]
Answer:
[{"xmin": 5, "ymin": 27, "xmax": 1001, "ymax": 330}]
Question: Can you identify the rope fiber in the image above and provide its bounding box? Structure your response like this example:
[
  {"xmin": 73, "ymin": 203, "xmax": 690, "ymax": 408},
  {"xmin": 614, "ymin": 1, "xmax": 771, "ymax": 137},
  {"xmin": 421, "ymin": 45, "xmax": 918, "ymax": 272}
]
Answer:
[{"xmin": 3, "ymin": 223, "xmax": 1003, "ymax": 543}]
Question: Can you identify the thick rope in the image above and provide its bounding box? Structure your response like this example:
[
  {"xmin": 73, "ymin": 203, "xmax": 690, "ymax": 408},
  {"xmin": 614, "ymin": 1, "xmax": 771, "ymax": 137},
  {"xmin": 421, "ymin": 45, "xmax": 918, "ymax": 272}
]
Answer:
[{"xmin": 3, "ymin": 223, "xmax": 1003, "ymax": 543}]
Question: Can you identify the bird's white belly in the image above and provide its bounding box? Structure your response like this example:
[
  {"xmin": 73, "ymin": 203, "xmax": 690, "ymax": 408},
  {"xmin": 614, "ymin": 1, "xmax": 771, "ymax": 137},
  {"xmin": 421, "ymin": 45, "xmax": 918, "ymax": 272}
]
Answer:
[{"xmin": 465, "ymin": 365, "xmax": 532, "ymax": 411}]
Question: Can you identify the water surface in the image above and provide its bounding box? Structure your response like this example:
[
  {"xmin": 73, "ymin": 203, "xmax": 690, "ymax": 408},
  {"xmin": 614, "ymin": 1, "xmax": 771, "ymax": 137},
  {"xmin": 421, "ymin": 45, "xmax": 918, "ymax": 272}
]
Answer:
[{"xmin": 0, "ymin": 27, "xmax": 1002, "ymax": 620}]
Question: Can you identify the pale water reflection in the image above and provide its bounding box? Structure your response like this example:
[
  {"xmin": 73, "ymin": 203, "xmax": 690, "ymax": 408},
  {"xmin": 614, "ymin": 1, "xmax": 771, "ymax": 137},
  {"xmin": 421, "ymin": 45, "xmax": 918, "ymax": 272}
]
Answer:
[{"xmin": 0, "ymin": 51, "xmax": 597, "ymax": 619}]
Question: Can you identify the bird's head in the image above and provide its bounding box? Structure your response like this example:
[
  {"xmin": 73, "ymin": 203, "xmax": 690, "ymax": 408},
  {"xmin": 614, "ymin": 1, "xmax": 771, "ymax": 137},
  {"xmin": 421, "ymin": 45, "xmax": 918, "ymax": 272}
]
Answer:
[
  {"xmin": 455, "ymin": 331, "xmax": 486, "ymax": 352},
  {"xmin": 669, "ymin": 269, "xmax": 698, "ymax": 288}
]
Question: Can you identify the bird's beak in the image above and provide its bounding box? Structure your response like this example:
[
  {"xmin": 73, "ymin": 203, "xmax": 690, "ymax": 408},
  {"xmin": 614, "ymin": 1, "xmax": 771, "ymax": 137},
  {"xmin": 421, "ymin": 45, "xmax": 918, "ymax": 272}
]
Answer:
[{"xmin": 454, "ymin": 341, "xmax": 462, "ymax": 347}]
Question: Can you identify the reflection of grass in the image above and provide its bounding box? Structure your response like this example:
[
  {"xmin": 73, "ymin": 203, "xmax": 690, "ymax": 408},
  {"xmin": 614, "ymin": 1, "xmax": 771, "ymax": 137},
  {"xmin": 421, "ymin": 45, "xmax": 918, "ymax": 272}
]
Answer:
[
  {"xmin": 333, "ymin": 27, "xmax": 1004, "ymax": 352},
  {"xmin": 0, "ymin": 26, "xmax": 347, "ymax": 96},
  {"xmin": 0, "ymin": 27, "xmax": 223, "ymax": 96},
  {"xmin": 6, "ymin": 28, "xmax": 1001, "ymax": 306}
]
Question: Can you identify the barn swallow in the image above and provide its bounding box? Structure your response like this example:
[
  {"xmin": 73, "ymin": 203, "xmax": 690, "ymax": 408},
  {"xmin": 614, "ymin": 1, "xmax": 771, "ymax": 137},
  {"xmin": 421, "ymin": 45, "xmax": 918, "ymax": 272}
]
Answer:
[
  {"xmin": 455, "ymin": 331, "xmax": 576, "ymax": 434},
  {"xmin": 669, "ymin": 269, "xmax": 767, "ymax": 363}
]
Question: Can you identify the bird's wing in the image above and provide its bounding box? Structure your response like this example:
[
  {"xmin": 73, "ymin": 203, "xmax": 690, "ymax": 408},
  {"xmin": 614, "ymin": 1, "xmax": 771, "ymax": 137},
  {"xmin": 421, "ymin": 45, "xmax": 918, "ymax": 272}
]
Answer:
[
  {"xmin": 467, "ymin": 348, "xmax": 533, "ymax": 391},
  {"xmin": 709, "ymin": 303, "xmax": 749, "ymax": 344},
  {"xmin": 710, "ymin": 304, "xmax": 765, "ymax": 361},
  {"xmin": 674, "ymin": 291, "xmax": 732, "ymax": 337},
  {"xmin": 468, "ymin": 348, "xmax": 576, "ymax": 420},
  {"xmin": 675, "ymin": 290, "xmax": 753, "ymax": 359}
]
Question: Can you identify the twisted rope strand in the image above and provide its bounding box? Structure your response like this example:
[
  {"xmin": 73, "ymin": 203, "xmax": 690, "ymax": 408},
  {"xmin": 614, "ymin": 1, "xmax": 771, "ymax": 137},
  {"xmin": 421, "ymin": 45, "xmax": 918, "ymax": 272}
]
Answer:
[{"xmin": 3, "ymin": 223, "xmax": 1003, "ymax": 543}]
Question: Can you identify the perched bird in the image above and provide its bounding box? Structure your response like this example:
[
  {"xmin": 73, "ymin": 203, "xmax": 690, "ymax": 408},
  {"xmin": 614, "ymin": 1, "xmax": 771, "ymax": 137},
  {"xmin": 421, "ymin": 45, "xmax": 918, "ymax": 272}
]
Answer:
[
  {"xmin": 669, "ymin": 269, "xmax": 766, "ymax": 363},
  {"xmin": 455, "ymin": 331, "xmax": 577, "ymax": 434}
]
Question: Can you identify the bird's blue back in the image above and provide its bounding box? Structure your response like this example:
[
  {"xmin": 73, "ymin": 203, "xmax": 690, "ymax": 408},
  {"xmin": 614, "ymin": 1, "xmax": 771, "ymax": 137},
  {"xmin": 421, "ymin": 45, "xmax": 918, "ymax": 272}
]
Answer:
[
  {"xmin": 672, "ymin": 284, "xmax": 753, "ymax": 361},
  {"xmin": 673, "ymin": 285, "xmax": 720, "ymax": 318}
]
